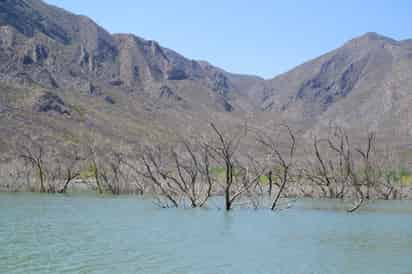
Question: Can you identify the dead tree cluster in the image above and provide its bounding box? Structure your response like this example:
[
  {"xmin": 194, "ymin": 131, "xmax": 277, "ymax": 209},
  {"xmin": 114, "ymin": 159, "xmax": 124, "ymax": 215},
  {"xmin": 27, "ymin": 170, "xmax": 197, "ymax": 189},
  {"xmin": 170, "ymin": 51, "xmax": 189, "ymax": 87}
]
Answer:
[
  {"xmin": 1, "ymin": 123, "xmax": 408, "ymax": 212},
  {"xmin": 303, "ymin": 127, "xmax": 405, "ymax": 212}
]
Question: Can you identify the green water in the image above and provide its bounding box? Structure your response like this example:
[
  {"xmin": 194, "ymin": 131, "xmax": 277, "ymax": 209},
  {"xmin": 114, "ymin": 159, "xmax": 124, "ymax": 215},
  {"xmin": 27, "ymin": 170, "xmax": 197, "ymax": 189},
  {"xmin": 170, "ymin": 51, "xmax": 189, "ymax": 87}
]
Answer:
[{"xmin": 1, "ymin": 193, "xmax": 412, "ymax": 274}]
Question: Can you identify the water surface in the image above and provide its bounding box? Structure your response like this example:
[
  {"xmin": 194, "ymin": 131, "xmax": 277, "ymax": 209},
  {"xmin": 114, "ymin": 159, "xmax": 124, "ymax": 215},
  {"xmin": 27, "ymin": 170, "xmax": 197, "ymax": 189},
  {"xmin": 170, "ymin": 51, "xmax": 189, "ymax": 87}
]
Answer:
[{"xmin": 1, "ymin": 193, "xmax": 412, "ymax": 274}]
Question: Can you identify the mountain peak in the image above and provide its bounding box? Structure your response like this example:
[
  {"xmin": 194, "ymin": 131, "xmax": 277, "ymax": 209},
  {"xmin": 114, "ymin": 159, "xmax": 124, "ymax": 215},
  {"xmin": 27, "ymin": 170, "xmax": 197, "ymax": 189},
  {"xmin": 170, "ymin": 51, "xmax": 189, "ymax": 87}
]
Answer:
[
  {"xmin": 349, "ymin": 32, "xmax": 398, "ymax": 45},
  {"xmin": 360, "ymin": 32, "xmax": 388, "ymax": 40}
]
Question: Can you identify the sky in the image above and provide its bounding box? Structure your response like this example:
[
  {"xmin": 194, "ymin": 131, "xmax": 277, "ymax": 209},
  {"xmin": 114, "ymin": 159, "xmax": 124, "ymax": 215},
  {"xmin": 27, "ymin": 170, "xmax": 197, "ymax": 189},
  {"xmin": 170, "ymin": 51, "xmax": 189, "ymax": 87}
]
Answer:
[{"xmin": 46, "ymin": 0, "xmax": 412, "ymax": 79}]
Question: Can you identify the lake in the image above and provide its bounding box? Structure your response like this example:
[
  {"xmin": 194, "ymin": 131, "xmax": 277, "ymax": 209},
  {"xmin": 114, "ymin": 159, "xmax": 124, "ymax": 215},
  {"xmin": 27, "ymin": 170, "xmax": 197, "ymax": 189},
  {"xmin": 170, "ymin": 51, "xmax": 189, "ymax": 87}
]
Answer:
[{"xmin": 1, "ymin": 193, "xmax": 412, "ymax": 274}]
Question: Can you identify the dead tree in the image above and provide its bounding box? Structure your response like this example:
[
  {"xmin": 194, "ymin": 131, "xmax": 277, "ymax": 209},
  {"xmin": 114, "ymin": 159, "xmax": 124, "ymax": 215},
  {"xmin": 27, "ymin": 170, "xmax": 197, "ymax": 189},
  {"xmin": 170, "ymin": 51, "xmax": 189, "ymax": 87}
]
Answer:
[
  {"xmin": 304, "ymin": 128, "xmax": 352, "ymax": 199},
  {"xmin": 347, "ymin": 132, "xmax": 377, "ymax": 212},
  {"xmin": 181, "ymin": 141, "xmax": 214, "ymax": 206},
  {"xmin": 164, "ymin": 141, "xmax": 214, "ymax": 207},
  {"xmin": 308, "ymin": 128, "xmax": 378, "ymax": 212},
  {"xmin": 234, "ymin": 154, "xmax": 267, "ymax": 209},
  {"xmin": 137, "ymin": 144, "xmax": 180, "ymax": 207},
  {"xmin": 123, "ymin": 160, "xmax": 146, "ymax": 195},
  {"xmin": 19, "ymin": 142, "xmax": 47, "ymax": 193},
  {"xmin": 132, "ymin": 139, "xmax": 214, "ymax": 208},
  {"xmin": 100, "ymin": 151, "xmax": 143, "ymax": 195},
  {"xmin": 208, "ymin": 122, "xmax": 250, "ymax": 211},
  {"xmin": 258, "ymin": 125, "xmax": 296, "ymax": 210},
  {"xmin": 0, "ymin": 158, "xmax": 29, "ymax": 192},
  {"xmin": 376, "ymin": 148, "xmax": 402, "ymax": 200},
  {"xmin": 355, "ymin": 133, "xmax": 377, "ymax": 199},
  {"xmin": 57, "ymin": 148, "xmax": 83, "ymax": 193},
  {"xmin": 198, "ymin": 144, "xmax": 214, "ymax": 205},
  {"xmin": 84, "ymin": 141, "xmax": 104, "ymax": 194},
  {"xmin": 100, "ymin": 152, "xmax": 124, "ymax": 195}
]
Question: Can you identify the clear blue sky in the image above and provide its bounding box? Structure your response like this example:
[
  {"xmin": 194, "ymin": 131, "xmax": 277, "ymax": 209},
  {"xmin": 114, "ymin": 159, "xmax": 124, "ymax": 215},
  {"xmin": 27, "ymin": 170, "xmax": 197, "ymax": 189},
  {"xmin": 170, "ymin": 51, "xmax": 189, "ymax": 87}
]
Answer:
[{"xmin": 46, "ymin": 0, "xmax": 411, "ymax": 79}]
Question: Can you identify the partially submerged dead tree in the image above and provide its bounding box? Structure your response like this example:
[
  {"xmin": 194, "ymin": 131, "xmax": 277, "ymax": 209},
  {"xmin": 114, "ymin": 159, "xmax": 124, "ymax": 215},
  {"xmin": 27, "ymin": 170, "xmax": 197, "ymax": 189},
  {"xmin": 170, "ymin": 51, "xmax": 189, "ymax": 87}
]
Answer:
[
  {"xmin": 100, "ymin": 152, "xmax": 124, "ymax": 195},
  {"xmin": 57, "ymin": 148, "xmax": 83, "ymax": 193},
  {"xmin": 209, "ymin": 122, "xmax": 254, "ymax": 211},
  {"xmin": 303, "ymin": 127, "xmax": 352, "ymax": 199},
  {"xmin": 304, "ymin": 127, "xmax": 380, "ymax": 212},
  {"xmin": 258, "ymin": 124, "xmax": 296, "ymax": 210},
  {"xmin": 135, "ymin": 144, "xmax": 180, "ymax": 207},
  {"xmin": 376, "ymin": 148, "xmax": 403, "ymax": 200},
  {"xmin": 355, "ymin": 132, "xmax": 377, "ymax": 199},
  {"xmin": 234, "ymin": 154, "xmax": 267, "ymax": 209},
  {"xmin": 167, "ymin": 140, "xmax": 213, "ymax": 207},
  {"xmin": 347, "ymin": 132, "xmax": 377, "ymax": 213},
  {"xmin": 19, "ymin": 141, "xmax": 48, "ymax": 193},
  {"xmin": 133, "ymin": 139, "xmax": 215, "ymax": 208},
  {"xmin": 100, "ymin": 151, "xmax": 147, "ymax": 195},
  {"xmin": 84, "ymin": 140, "xmax": 104, "ymax": 194},
  {"xmin": 0, "ymin": 158, "xmax": 30, "ymax": 192}
]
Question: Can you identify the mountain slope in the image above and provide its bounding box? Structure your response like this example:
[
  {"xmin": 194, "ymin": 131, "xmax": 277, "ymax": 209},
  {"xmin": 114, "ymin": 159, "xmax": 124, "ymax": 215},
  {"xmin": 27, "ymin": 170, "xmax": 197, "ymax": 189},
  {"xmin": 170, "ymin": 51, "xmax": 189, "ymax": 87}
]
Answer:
[
  {"xmin": 1, "ymin": 0, "xmax": 412, "ymax": 156},
  {"xmin": 260, "ymin": 32, "xmax": 412, "ymax": 137},
  {"xmin": 0, "ymin": 0, "xmax": 263, "ymax": 113},
  {"xmin": 0, "ymin": 0, "xmax": 268, "ymax": 155}
]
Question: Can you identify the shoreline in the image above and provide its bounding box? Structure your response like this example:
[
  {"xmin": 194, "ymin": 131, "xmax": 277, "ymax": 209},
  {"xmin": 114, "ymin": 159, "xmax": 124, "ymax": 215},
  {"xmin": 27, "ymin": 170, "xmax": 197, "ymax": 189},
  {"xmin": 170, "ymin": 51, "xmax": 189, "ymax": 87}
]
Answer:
[{"xmin": 2, "ymin": 179, "xmax": 412, "ymax": 201}]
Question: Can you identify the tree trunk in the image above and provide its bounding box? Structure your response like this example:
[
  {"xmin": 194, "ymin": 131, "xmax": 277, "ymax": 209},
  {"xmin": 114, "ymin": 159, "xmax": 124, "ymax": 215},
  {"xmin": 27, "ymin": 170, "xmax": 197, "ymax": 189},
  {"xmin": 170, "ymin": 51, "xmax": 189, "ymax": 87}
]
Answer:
[
  {"xmin": 271, "ymin": 170, "xmax": 288, "ymax": 210},
  {"xmin": 348, "ymin": 189, "xmax": 364, "ymax": 213},
  {"xmin": 268, "ymin": 171, "xmax": 273, "ymax": 196},
  {"xmin": 38, "ymin": 163, "xmax": 46, "ymax": 193},
  {"xmin": 225, "ymin": 162, "xmax": 232, "ymax": 211},
  {"xmin": 93, "ymin": 163, "xmax": 103, "ymax": 194}
]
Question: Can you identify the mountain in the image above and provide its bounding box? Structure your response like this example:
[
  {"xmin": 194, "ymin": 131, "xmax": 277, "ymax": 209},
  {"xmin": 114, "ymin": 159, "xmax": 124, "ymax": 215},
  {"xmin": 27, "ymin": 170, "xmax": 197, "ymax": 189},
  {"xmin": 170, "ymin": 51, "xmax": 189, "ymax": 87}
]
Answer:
[
  {"xmin": 0, "ymin": 0, "xmax": 412, "ymax": 155},
  {"xmin": 261, "ymin": 32, "xmax": 412, "ymax": 139},
  {"xmin": 0, "ymin": 0, "xmax": 264, "ymax": 110},
  {"xmin": 0, "ymin": 0, "xmax": 265, "ymax": 154}
]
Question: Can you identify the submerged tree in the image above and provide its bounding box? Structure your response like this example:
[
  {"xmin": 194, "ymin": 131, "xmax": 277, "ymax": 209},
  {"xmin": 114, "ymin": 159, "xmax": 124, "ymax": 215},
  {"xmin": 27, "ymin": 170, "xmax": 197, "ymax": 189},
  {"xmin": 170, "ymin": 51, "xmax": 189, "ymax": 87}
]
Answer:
[
  {"xmin": 166, "ymin": 140, "xmax": 213, "ymax": 207},
  {"xmin": 57, "ymin": 147, "xmax": 83, "ymax": 193},
  {"xmin": 303, "ymin": 127, "xmax": 352, "ymax": 199},
  {"xmin": 303, "ymin": 127, "xmax": 382, "ymax": 212},
  {"xmin": 19, "ymin": 141, "xmax": 48, "ymax": 193},
  {"xmin": 347, "ymin": 132, "xmax": 378, "ymax": 213},
  {"xmin": 208, "ymin": 122, "xmax": 267, "ymax": 210},
  {"xmin": 132, "ymin": 138, "xmax": 214, "ymax": 208},
  {"xmin": 83, "ymin": 139, "xmax": 105, "ymax": 194},
  {"xmin": 209, "ymin": 122, "xmax": 244, "ymax": 210},
  {"xmin": 258, "ymin": 124, "xmax": 296, "ymax": 210}
]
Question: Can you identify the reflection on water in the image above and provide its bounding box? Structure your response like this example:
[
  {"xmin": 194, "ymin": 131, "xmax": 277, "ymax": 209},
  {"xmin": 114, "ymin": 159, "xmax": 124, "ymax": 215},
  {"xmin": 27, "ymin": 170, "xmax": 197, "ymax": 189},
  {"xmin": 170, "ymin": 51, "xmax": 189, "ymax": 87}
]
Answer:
[{"xmin": 1, "ymin": 193, "xmax": 412, "ymax": 274}]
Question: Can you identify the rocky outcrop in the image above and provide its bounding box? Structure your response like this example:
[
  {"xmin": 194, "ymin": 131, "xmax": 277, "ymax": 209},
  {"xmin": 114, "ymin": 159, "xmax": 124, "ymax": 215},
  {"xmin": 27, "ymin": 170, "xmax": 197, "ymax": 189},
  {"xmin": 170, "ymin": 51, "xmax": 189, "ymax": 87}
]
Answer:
[
  {"xmin": 0, "ymin": 0, "xmax": 72, "ymax": 44},
  {"xmin": 33, "ymin": 92, "xmax": 70, "ymax": 115},
  {"xmin": 295, "ymin": 54, "xmax": 368, "ymax": 110},
  {"xmin": 159, "ymin": 85, "xmax": 183, "ymax": 102},
  {"xmin": 104, "ymin": 95, "xmax": 115, "ymax": 104}
]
